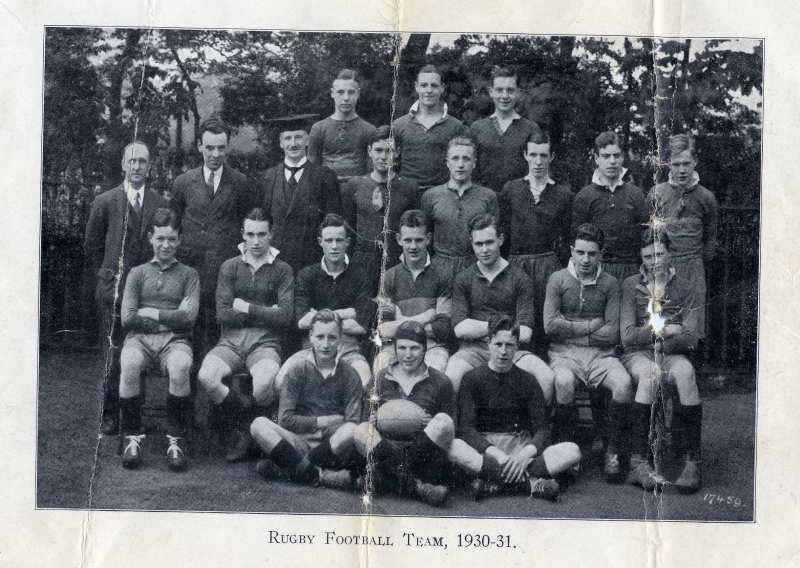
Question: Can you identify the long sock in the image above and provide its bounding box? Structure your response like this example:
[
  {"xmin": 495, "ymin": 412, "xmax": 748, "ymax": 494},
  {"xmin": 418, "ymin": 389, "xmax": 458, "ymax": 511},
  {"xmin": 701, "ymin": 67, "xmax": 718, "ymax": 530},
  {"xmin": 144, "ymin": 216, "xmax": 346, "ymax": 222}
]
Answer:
[
  {"xmin": 554, "ymin": 404, "xmax": 577, "ymax": 443},
  {"xmin": 270, "ymin": 440, "xmax": 314, "ymax": 480},
  {"xmin": 631, "ymin": 402, "xmax": 651, "ymax": 458},
  {"xmin": 479, "ymin": 452, "xmax": 503, "ymax": 481},
  {"xmin": 119, "ymin": 395, "xmax": 143, "ymax": 435},
  {"xmin": 527, "ymin": 455, "xmax": 550, "ymax": 479},
  {"xmin": 607, "ymin": 400, "xmax": 630, "ymax": 455},
  {"xmin": 308, "ymin": 438, "xmax": 339, "ymax": 470},
  {"xmin": 408, "ymin": 432, "xmax": 450, "ymax": 485},
  {"xmin": 166, "ymin": 394, "xmax": 188, "ymax": 437},
  {"xmin": 678, "ymin": 404, "xmax": 703, "ymax": 460}
]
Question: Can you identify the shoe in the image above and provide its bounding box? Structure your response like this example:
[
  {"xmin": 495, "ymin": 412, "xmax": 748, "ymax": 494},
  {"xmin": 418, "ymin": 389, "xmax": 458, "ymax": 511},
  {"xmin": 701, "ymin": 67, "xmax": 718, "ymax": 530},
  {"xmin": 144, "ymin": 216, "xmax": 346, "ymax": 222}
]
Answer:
[
  {"xmin": 165, "ymin": 435, "xmax": 188, "ymax": 472},
  {"xmin": 591, "ymin": 435, "xmax": 606, "ymax": 457},
  {"xmin": 468, "ymin": 478, "xmax": 502, "ymax": 501},
  {"xmin": 627, "ymin": 456, "xmax": 666, "ymax": 490},
  {"xmin": 101, "ymin": 413, "xmax": 119, "ymax": 436},
  {"xmin": 674, "ymin": 459, "xmax": 702, "ymax": 494},
  {"xmin": 318, "ymin": 469, "xmax": 354, "ymax": 491},
  {"xmin": 255, "ymin": 459, "xmax": 285, "ymax": 481},
  {"xmin": 122, "ymin": 434, "xmax": 146, "ymax": 469},
  {"xmin": 528, "ymin": 477, "xmax": 560, "ymax": 502},
  {"xmin": 412, "ymin": 478, "xmax": 449, "ymax": 507},
  {"xmin": 604, "ymin": 452, "xmax": 623, "ymax": 483},
  {"xmin": 225, "ymin": 429, "xmax": 252, "ymax": 462}
]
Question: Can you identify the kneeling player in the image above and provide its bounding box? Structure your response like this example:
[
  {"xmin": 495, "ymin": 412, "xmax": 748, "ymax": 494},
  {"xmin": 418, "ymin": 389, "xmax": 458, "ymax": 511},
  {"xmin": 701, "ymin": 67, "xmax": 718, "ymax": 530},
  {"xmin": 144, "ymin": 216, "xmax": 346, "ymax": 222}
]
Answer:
[
  {"xmin": 621, "ymin": 230, "xmax": 703, "ymax": 493},
  {"xmin": 354, "ymin": 321, "xmax": 458, "ymax": 507},
  {"xmin": 250, "ymin": 309, "xmax": 362, "ymax": 489},
  {"xmin": 543, "ymin": 223, "xmax": 632, "ymax": 483},
  {"xmin": 197, "ymin": 208, "xmax": 294, "ymax": 462},
  {"xmin": 118, "ymin": 208, "xmax": 200, "ymax": 471},
  {"xmin": 457, "ymin": 315, "xmax": 582, "ymax": 501}
]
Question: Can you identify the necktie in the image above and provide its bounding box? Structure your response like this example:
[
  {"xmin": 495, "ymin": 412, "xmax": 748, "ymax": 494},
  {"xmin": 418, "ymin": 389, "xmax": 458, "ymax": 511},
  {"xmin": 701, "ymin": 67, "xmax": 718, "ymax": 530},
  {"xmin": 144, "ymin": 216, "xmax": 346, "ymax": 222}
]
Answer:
[
  {"xmin": 133, "ymin": 193, "xmax": 142, "ymax": 214},
  {"xmin": 286, "ymin": 164, "xmax": 304, "ymax": 188},
  {"xmin": 207, "ymin": 170, "xmax": 216, "ymax": 193}
]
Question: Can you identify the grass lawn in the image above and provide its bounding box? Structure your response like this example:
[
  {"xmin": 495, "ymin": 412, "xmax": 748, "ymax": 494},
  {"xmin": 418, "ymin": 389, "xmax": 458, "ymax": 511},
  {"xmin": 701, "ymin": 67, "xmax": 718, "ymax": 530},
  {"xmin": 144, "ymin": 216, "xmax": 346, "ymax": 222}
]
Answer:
[{"xmin": 37, "ymin": 348, "xmax": 755, "ymax": 521}]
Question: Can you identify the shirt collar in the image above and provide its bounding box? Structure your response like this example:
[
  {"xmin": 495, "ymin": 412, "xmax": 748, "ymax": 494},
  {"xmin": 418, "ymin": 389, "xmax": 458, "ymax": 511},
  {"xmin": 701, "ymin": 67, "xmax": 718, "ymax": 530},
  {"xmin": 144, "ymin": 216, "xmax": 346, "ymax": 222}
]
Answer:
[
  {"xmin": 123, "ymin": 181, "xmax": 145, "ymax": 203},
  {"xmin": 639, "ymin": 263, "xmax": 677, "ymax": 283},
  {"xmin": 476, "ymin": 257, "xmax": 510, "ymax": 281},
  {"xmin": 525, "ymin": 174, "xmax": 556, "ymax": 194},
  {"xmin": 567, "ymin": 258, "xmax": 603, "ymax": 285},
  {"xmin": 384, "ymin": 361, "xmax": 430, "ymax": 385},
  {"xmin": 490, "ymin": 110, "xmax": 521, "ymax": 121},
  {"xmin": 447, "ymin": 180, "xmax": 473, "ymax": 194},
  {"xmin": 203, "ymin": 164, "xmax": 223, "ymax": 182},
  {"xmin": 149, "ymin": 257, "xmax": 178, "ymax": 270},
  {"xmin": 592, "ymin": 167, "xmax": 628, "ymax": 193},
  {"xmin": 409, "ymin": 100, "xmax": 449, "ymax": 120},
  {"xmin": 284, "ymin": 156, "xmax": 308, "ymax": 169},
  {"xmin": 400, "ymin": 254, "xmax": 432, "ymax": 270},
  {"xmin": 238, "ymin": 242, "xmax": 280, "ymax": 265},
  {"xmin": 321, "ymin": 254, "xmax": 350, "ymax": 277},
  {"xmin": 300, "ymin": 347, "xmax": 342, "ymax": 377},
  {"xmin": 667, "ymin": 170, "xmax": 700, "ymax": 191}
]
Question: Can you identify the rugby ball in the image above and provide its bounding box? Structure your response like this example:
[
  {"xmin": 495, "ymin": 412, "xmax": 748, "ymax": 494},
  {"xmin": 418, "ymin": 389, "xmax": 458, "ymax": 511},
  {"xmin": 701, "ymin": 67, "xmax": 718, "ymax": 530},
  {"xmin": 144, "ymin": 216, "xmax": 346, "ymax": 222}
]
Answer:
[{"xmin": 376, "ymin": 399, "xmax": 428, "ymax": 440}]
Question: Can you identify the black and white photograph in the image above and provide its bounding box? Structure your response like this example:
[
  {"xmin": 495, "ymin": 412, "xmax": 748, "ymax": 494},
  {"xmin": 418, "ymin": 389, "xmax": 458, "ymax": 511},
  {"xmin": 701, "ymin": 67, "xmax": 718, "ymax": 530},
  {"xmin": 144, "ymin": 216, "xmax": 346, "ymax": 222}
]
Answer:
[{"xmin": 34, "ymin": 27, "xmax": 762, "ymax": 523}]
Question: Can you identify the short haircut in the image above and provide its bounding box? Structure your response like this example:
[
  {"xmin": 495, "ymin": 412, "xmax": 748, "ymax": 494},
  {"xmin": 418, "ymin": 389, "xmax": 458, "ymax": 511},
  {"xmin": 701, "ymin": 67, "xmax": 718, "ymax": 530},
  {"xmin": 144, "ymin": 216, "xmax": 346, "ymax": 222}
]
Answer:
[
  {"xmin": 669, "ymin": 133, "xmax": 696, "ymax": 159},
  {"xmin": 122, "ymin": 140, "xmax": 151, "ymax": 159},
  {"xmin": 244, "ymin": 207, "xmax": 273, "ymax": 228},
  {"xmin": 416, "ymin": 64, "xmax": 443, "ymax": 81},
  {"xmin": 468, "ymin": 212, "xmax": 500, "ymax": 236},
  {"xmin": 488, "ymin": 314, "xmax": 520, "ymax": 341},
  {"xmin": 641, "ymin": 228, "xmax": 671, "ymax": 250},
  {"xmin": 526, "ymin": 130, "xmax": 552, "ymax": 147},
  {"xmin": 310, "ymin": 308, "xmax": 342, "ymax": 332},
  {"xmin": 369, "ymin": 125, "xmax": 392, "ymax": 147},
  {"xmin": 447, "ymin": 136, "xmax": 477, "ymax": 154},
  {"xmin": 334, "ymin": 68, "xmax": 360, "ymax": 85},
  {"xmin": 199, "ymin": 116, "xmax": 231, "ymax": 141},
  {"xmin": 594, "ymin": 131, "xmax": 623, "ymax": 154},
  {"xmin": 149, "ymin": 207, "xmax": 179, "ymax": 232},
  {"xmin": 318, "ymin": 212, "xmax": 347, "ymax": 237},
  {"xmin": 491, "ymin": 66, "xmax": 518, "ymax": 85},
  {"xmin": 573, "ymin": 222, "xmax": 605, "ymax": 249},
  {"xmin": 399, "ymin": 209, "xmax": 429, "ymax": 232}
]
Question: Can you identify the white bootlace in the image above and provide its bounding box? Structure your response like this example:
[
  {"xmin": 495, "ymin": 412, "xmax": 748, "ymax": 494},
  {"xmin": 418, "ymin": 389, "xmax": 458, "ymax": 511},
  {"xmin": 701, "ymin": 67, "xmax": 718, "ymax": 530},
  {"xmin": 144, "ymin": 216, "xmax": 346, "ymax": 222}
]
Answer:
[
  {"xmin": 166, "ymin": 435, "xmax": 184, "ymax": 458},
  {"xmin": 124, "ymin": 434, "xmax": 146, "ymax": 453}
]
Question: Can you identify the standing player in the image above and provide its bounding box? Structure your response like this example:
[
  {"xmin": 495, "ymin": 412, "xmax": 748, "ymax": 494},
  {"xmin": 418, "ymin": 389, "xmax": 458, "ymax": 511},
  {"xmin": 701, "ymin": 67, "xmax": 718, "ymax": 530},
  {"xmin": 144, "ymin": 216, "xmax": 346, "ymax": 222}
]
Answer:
[
  {"xmin": 499, "ymin": 130, "xmax": 573, "ymax": 355},
  {"xmin": 392, "ymin": 65, "xmax": 468, "ymax": 191},
  {"xmin": 117, "ymin": 208, "xmax": 199, "ymax": 471},
  {"xmin": 353, "ymin": 321, "xmax": 457, "ymax": 507},
  {"xmin": 421, "ymin": 136, "xmax": 499, "ymax": 282},
  {"xmin": 621, "ymin": 230, "xmax": 704, "ymax": 493},
  {"xmin": 250, "ymin": 309, "xmax": 361, "ymax": 490},
  {"xmin": 445, "ymin": 213, "xmax": 554, "ymax": 399},
  {"xmin": 259, "ymin": 114, "xmax": 342, "ymax": 276},
  {"xmin": 375, "ymin": 209, "xmax": 452, "ymax": 373},
  {"xmin": 84, "ymin": 140, "xmax": 167, "ymax": 434},
  {"xmin": 197, "ymin": 208, "xmax": 294, "ymax": 462},
  {"xmin": 285, "ymin": 213, "xmax": 375, "ymax": 387},
  {"xmin": 543, "ymin": 223, "xmax": 633, "ymax": 483},
  {"xmin": 572, "ymin": 131, "xmax": 647, "ymax": 284},
  {"xmin": 469, "ymin": 66, "xmax": 543, "ymax": 192},
  {"xmin": 648, "ymin": 134, "xmax": 718, "ymax": 339},
  {"xmin": 171, "ymin": 117, "xmax": 254, "ymax": 352},
  {"xmin": 458, "ymin": 316, "xmax": 583, "ymax": 501},
  {"xmin": 308, "ymin": 69, "xmax": 377, "ymax": 182},
  {"xmin": 340, "ymin": 126, "xmax": 419, "ymax": 291}
]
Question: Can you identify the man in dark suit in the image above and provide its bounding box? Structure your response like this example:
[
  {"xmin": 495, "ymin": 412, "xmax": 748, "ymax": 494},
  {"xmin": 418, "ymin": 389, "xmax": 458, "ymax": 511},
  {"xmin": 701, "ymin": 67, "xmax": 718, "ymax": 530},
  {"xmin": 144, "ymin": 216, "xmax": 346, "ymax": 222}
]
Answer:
[
  {"xmin": 84, "ymin": 140, "xmax": 167, "ymax": 434},
  {"xmin": 259, "ymin": 114, "xmax": 342, "ymax": 276},
  {"xmin": 171, "ymin": 117, "xmax": 255, "ymax": 353}
]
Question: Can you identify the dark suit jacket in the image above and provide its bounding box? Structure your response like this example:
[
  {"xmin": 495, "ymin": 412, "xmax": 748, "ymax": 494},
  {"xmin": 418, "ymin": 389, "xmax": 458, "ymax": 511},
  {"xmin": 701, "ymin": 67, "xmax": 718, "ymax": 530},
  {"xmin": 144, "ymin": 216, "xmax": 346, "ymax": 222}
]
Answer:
[
  {"xmin": 259, "ymin": 161, "xmax": 342, "ymax": 274},
  {"xmin": 171, "ymin": 165, "xmax": 255, "ymax": 295},
  {"xmin": 84, "ymin": 184, "xmax": 166, "ymax": 304}
]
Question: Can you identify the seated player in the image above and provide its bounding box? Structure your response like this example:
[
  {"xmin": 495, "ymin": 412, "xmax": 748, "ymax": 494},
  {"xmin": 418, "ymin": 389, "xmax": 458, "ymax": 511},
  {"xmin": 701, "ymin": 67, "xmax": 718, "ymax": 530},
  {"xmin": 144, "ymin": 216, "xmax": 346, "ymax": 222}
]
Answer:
[
  {"xmin": 457, "ymin": 315, "xmax": 582, "ymax": 501},
  {"xmin": 279, "ymin": 213, "xmax": 374, "ymax": 387},
  {"xmin": 374, "ymin": 209, "xmax": 451, "ymax": 374},
  {"xmin": 197, "ymin": 208, "xmax": 294, "ymax": 462},
  {"xmin": 445, "ymin": 213, "xmax": 554, "ymax": 398},
  {"xmin": 621, "ymin": 230, "xmax": 704, "ymax": 493},
  {"xmin": 353, "ymin": 321, "xmax": 457, "ymax": 507},
  {"xmin": 341, "ymin": 125, "xmax": 419, "ymax": 291},
  {"xmin": 250, "ymin": 309, "xmax": 361, "ymax": 489},
  {"xmin": 117, "ymin": 208, "xmax": 200, "ymax": 471},
  {"xmin": 543, "ymin": 222, "xmax": 633, "ymax": 483}
]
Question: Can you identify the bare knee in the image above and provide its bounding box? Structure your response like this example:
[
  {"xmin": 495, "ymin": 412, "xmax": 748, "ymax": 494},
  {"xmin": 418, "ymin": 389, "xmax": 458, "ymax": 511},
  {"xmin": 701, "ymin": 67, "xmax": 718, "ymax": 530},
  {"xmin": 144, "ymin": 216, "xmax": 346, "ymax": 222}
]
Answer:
[
  {"xmin": 671, "ymin": 358, "xmax": 699, "ymax": 404},
  {"xmin": 542, "ymin": 441, "xmax": 582, "ymax": 474},
  {"xmin": 553, "ymin": 368, "xmax": 576, "ymax": 404},
  {"xmin": 353, "ymin": 421, "xmax": 378, "ymax": 455},
  {"xmin": 330, "ymin": 422, "xmax": 356, "ymax": 453},
  {"xmin": 424, "ymin": 413, "xmax": 454, "ymax": 448},
  {"xmin": 198, "ymin": 357, "xmax": 227, "ymax": 390},
  {"xmin": 251, "ymin": 361, "xmax": 279, "ymax": 405},
  {"xmin": 606, "ymin": 371, "xmax": 632, "ymax": 402}
]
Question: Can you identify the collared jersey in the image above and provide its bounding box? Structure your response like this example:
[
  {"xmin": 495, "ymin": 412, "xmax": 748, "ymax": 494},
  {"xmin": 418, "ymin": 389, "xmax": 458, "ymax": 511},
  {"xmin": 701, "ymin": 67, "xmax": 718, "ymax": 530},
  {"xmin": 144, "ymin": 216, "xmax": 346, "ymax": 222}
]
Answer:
[
  {"xmin": 278, "ymin": 348, "xmax": 363, "ymax": 433},
  {"xmin": 648, "ymin": 180, "xmax": 718, "ymax": 261},
  {"xmin": 308, "ymin": 116, "xmax": 377, "ymax": 178},
  {"xmin": 362, "ymin": 363, "xmax": 455, "ymax": 422},
  {"xmin": 382, "ymin": 256, "xmax": 452, "ymax": 319},
  {"xmin": 457, "ymin": 364, "xmax": 549, "ymax": 453},
  {"xmin": 499, "ymin": 178, "xmax": 574, "ymax": 255},
  {"xmin": 421, "ymin": 183, "xmax": 498, "ymax": 258},
  {"xmin": 294, "ymin": 259, "xmax": 375, "ymax": 329},
  {"xmin": 469, "ymin": 115, "xmax": 543, "ymax": 192},
  {"xmin": 451, "ymin": 262, "xmax": 535, "ymax": 331}
]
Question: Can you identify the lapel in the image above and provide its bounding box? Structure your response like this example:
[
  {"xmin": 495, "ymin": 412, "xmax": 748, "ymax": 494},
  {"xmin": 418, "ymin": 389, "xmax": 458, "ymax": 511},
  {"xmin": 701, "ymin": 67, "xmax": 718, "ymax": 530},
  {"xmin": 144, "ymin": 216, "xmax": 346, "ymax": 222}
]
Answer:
[
  {"xmin": 139, "ymin": 188, "xmax": 158, "ymax": 237},
  {"xmin": 285, "ymin": 163, "xmax": 313, "ymax": 218},
  {"xmin": 261, "ymin": 166, "xmax": 281, "ymax": 210},
  {"xmin": 113, "ymin": 185, "xmax": 128, "ymax": 230},
  {"xmin": 195, "ymin": 167, "xmax": 214, "ymax": 203}
]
